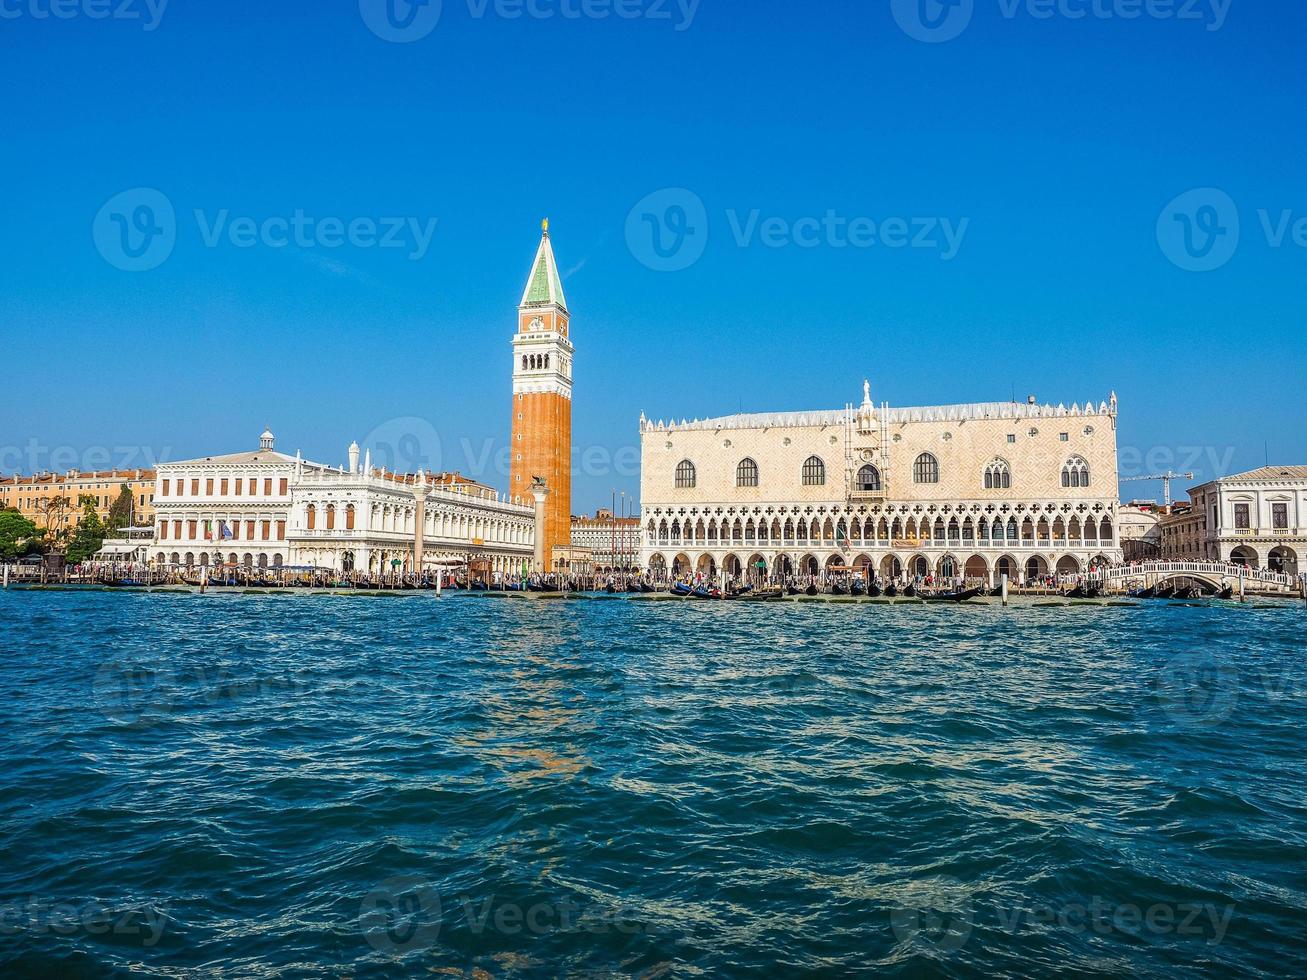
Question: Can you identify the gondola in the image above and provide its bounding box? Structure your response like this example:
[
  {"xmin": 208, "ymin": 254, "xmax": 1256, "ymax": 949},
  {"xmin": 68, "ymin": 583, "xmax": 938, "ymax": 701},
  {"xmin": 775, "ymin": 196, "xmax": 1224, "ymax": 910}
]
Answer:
[
  {"xmin": 884, "ymin": 583, "xmax": 898, "ymax": 597},
  {"xmin": 1217, "ymin": 585, "xmax": 1234, "ymax": 600},
  {"xmin": 902, "ymin": 584, "xmax": 917, "ymax": 598},
  {"xmin": 866, "ymin": 582, "xmax": 883, "ymax": 598},
  {"xmin": 919, "ymin": 586, "xmax": 984, "ymax": 603},
  {"xmin": 1154, "ymin": 585, "xmax": 1176, "ymax": 600},
  {"xmin": 786, "ymin": 585, "xmax": 800, "ymax": 596},
  {"xmin": 638, "ymin": 581, "xmax": 656, "ymax": 593},
  {"xmin": 691, "ymin": 585, "xmax": 720, "ymax": 600},
  {"xmin": 671, "ymin": 582, "xmax": 694, "ymax": 597},
  {"xmin": 1063, "ymin": 585, "xmax": 1089, "ymax": 599},
  {"xmin": 1173, "ymin": 586, "xmax": 1198, "ymax": 600},
  {"xmin": 830, "ymin": 583, "xmax": 846, "ymax": 596},
  {"xmin": 1129, "ymin": 586, "xmax": 1157, "ymax": 599},
  {"xmin": 850, "ymin": 581, "xmax": 866, "ymax": 597},
  {"xmin": 804, "ymin": 583, "xmax": 818, "ymax": 597},
  {"xmin": 605, "ymin": 583, "xmax": 618, "ymax": 594}
]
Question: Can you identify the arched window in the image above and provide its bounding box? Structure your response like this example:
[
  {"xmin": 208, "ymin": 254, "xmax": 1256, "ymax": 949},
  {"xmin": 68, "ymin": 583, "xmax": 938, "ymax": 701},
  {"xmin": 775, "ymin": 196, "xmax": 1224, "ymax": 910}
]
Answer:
[
  {"xmin": 346, "ymin": 504, "xmax": 356, "ymax": 530},
  {"xmin": 675, "ymin": 459, "xmax": 696, "ymax": 489},
  {"xmin": 984, "ymin": 459, "xmax": 1011, "ymax": 490},
  {"xmin": 801, "ymin": 456, "xmax": 826, "ymax": 486},
  {"xmin": 1061, "ymin": 456, "xmax": 1090, "ymax": 489},
  {"xmin": 913, "ymin": 453, "xmax": 940, "ymax": 484},
  {"xmin": 736, "ymin": 458, "xmax": 759, "ymax": 487},
  {"xmin": 856, "ymin": 464, "xmax": 881, "ymax": 492},
  {"xmin": 326, "ymin": 504, "xmax": 336, "ymax": 530},
  {"xmin": 306, "ymin": 504, "xmax": 316, "ymax": 530}
]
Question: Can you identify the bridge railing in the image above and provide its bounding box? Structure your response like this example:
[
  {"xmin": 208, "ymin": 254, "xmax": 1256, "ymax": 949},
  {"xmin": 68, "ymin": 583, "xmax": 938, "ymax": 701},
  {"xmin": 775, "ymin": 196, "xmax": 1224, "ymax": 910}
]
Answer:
[{"xmin": 1105, "ymin": 561, "xmax": 1298, "ymax": 588}]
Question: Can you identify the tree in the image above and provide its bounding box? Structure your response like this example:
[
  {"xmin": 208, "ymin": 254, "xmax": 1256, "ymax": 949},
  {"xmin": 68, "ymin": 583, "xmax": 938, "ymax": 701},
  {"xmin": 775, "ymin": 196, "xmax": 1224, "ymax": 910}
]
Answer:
[
  {"xmin": 107, "ymin": 484, "xmax": 134, "ymax": 534},
  {"xmin": 36, "ymin": 494, "xmax": 74, "ymax": 549},
  {"xmin": 1, "ymin": 510, "xmax": 42, "ymax": 559},
  {"xmin": 66, "ymin": 500, "xmax": 107, "ymax": 565}
]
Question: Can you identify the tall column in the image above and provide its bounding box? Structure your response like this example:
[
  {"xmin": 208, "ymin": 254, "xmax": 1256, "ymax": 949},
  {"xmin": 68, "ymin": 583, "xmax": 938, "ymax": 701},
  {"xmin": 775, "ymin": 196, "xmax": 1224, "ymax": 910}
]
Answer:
[
  {"xmin": 413, "ymin": 481, "xmax": 430, "ymax": 579},
  {"xmin": 531, "ymin": 482, "xmax": 551, "ymax": 573}
]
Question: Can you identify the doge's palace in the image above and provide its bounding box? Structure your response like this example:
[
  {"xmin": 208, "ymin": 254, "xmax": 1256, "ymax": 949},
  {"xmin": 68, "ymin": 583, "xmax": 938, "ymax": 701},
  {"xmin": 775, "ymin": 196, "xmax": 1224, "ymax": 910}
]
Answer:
[{"xmin": 639, "ymin": 383, "xmax": 1124, "ymax": 585}]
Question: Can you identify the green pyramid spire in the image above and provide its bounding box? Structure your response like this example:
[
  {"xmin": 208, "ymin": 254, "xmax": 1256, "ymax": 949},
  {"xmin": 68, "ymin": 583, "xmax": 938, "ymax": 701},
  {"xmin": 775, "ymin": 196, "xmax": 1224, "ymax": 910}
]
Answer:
[{"xmin": 520, "ymin": 220, "xmax": 568, "ymax": 311}]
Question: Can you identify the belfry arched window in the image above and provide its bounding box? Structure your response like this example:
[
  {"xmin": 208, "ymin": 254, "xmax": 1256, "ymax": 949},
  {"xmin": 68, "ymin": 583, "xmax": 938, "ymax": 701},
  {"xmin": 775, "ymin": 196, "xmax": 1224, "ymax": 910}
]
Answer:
[
  {"xmin": 675, "ymin": 459, "xmax": 696, "ymax": 489},
  {"xmin": 913, "ymin": 453, "xmax": 940, "ymax": 484},
  {"xmin": 984, "ymin": 459, "xmax": 1011, "ymax": 490},
  {"xmin": 736, "ymin": 458, "xmax": 759, "ymax": 487},
  {"xmin": 1062, "ymin": 456, "xmax": 1090, "ymax": 488},
  {"xmin": 801, "ymin": 456, "xmax": 826, "ymax": 486},
  {"xmin": 856, "ymin": 464, "xmax": 881, "ymax": 491}
]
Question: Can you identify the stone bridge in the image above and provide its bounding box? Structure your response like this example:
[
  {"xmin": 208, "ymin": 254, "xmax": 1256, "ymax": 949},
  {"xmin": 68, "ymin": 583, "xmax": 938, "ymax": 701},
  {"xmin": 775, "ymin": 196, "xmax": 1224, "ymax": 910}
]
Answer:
[{"xmin": 1105, "ymin": 560, "xmax": 1303, "ymax": 595}]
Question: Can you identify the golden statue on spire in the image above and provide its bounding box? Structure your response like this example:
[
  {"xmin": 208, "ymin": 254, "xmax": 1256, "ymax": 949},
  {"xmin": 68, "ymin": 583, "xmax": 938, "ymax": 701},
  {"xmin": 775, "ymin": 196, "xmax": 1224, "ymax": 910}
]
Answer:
[{"xmin": 542, "ymin": 217, "xmax": 549, "ymax": 235}]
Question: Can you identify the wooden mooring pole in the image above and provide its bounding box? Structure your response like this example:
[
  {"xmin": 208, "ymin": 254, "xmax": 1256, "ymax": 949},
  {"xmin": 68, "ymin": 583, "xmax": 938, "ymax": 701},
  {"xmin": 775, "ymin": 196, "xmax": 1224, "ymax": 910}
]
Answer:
[{"xmin": 1001, "ymin": 573, "xmax": 1009, "ymax": 607}]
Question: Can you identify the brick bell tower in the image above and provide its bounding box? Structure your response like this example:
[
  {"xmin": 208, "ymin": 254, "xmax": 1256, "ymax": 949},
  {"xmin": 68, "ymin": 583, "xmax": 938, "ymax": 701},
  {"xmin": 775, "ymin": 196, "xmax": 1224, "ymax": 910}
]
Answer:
[{"xmin": 510, "ymin": 219, "xmax": 573, "ymax": 570}]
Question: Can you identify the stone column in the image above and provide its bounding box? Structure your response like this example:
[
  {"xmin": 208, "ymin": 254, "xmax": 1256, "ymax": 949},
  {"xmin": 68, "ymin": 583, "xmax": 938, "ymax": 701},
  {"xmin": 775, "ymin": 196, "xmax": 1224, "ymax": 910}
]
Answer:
[
  {"xmin": 531, "ymin": 482, "xmax": 551, "ymax": 573},
  {"xmin": 413, "ymin": 481, "xmax": 430, "ymax": 580}
]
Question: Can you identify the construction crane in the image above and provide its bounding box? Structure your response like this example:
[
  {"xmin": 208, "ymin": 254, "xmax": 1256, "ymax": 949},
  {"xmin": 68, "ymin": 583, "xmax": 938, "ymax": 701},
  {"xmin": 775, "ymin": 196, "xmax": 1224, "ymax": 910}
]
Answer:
[{"xmin": 1120, "ymin": 471, "xmax": 1194, "ymax": 507}]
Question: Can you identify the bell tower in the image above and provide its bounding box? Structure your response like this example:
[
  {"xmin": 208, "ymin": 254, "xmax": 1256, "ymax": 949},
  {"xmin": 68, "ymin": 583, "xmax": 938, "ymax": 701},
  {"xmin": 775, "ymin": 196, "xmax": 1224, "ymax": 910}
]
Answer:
[{"xmin": 510, "ymin": 219, "xmax": 573, "ymax": 570}]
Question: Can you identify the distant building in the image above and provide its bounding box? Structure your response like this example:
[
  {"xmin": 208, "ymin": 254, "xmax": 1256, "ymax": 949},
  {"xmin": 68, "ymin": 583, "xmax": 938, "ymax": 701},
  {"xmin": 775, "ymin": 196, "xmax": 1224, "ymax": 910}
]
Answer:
[
  {"xmin": 1118, "ymin": 501, "xmax": 1162, "ymax": 562},
  {"xmin": 639, "ymin": 383, "xmax": 1124, "ymax": 584},
  {"xmin": 148, "ymin": 430, "xmax": 535, "ymax": 576},
  {"xmin": 1157, "ymin": 502, "xmax": 1206, "ymax": 562},
  {"xmin": 1162, "ymin": 466, "xmax": 1306, "ymax": 575},
  {"xmin": 0, "ymin": 469, "xmax": 156, "ymax": 530},
  {"xmin": 571, "ymin": 508, "xmax": 641, "ymax": 572}
]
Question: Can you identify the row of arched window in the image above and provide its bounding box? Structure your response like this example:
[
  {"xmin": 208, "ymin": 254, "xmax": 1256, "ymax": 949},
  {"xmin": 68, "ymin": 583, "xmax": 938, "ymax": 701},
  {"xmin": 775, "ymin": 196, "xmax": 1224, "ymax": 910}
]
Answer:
[
  {"xmin": 521, "ymin": 353, "xmax": 551, "ymax": 371},
  {"xmin": 672, "ymin": 454, "xmax": 1091, "ymax": 490},
  {"xmin": 647, "ymin": 513, "xmax": 1116, "ymax": 547}
]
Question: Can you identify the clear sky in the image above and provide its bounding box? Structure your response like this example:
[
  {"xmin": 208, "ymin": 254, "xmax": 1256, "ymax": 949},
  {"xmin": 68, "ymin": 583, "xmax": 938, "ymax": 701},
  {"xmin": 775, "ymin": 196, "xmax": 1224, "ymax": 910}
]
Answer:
[{"xmin": 2, "ymin": 0, "xmax": 1303, "ymax": 511}]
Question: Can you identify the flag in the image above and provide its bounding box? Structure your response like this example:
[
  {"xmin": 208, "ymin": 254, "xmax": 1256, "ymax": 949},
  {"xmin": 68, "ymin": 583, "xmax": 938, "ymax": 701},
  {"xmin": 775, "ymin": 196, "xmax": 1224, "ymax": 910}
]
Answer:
[
  {"xmin": 204, "ymin": 521, "xmax": 214, "ymax": 541},
  {"xmin": 220, "ymin": 521, "xmax": 233, "ymax": 540}
]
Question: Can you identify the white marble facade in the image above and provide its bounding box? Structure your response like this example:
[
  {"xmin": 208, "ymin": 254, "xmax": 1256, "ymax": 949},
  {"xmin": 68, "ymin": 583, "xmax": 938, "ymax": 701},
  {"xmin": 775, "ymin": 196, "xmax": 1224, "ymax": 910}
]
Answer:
[
  {"xmin": 149, "ymin": 431, "xmax": 535, "ymax": 575},
  {"xmin": 639, "ymin": 384, "xmax": 1125, "ymax": 584}
]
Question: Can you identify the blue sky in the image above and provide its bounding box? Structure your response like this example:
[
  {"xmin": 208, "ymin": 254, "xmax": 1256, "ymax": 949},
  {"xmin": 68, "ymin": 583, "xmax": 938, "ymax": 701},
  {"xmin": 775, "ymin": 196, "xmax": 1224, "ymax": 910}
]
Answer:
[{"xmin": 2, "ymin": 0, "xmax": 1304, "ymax": 511}]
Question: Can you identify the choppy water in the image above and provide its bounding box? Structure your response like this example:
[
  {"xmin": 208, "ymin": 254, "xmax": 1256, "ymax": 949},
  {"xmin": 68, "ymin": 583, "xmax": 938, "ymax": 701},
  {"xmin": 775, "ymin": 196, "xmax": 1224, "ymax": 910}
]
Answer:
[{"xmin": 1, "ymin": 590, "xmax": 1305, "ymax": 978}]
